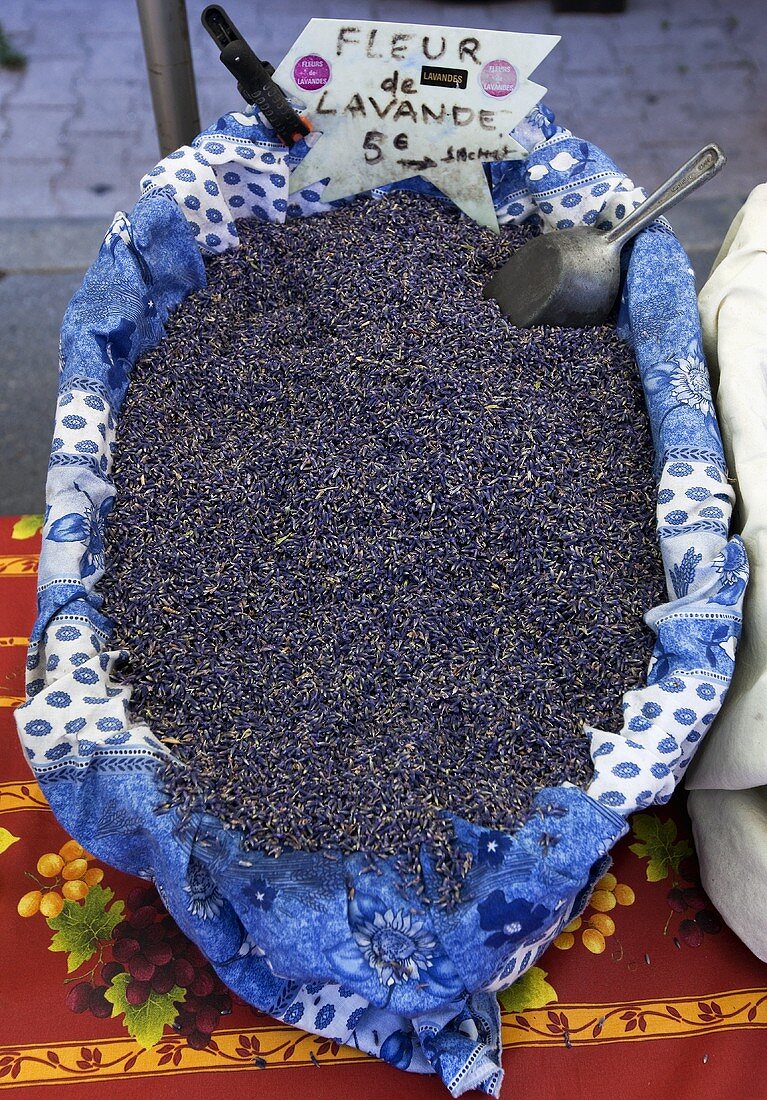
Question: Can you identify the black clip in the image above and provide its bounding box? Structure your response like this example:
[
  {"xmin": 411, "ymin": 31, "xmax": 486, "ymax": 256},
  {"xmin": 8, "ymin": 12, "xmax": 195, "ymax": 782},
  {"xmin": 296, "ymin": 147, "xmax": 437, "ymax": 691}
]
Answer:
[{"xmin": 201, "ymin": 5, "xmax": 312, "ymax": 147}]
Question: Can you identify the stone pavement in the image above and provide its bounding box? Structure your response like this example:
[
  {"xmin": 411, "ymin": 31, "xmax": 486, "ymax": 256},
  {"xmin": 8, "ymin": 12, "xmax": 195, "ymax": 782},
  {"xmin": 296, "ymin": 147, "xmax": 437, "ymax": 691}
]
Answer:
[
  {"xmin": 1, "ymin": 0, "xmax": 764, "ymax": 218},
  {"xmin": 0, "ymin": 0, "xmax": 766, "ymax": 511}
]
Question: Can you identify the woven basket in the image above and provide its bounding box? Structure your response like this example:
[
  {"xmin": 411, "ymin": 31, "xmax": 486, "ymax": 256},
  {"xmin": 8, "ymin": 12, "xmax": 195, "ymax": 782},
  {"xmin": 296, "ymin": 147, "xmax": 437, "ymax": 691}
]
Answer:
[{"xmin": 15, "ymin": 103, "xmax": 746, "ymax": 1096}]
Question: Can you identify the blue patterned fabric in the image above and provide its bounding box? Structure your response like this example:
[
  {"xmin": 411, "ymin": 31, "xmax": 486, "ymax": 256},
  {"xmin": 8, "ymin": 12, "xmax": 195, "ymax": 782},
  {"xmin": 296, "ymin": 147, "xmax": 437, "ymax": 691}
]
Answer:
[{"xmin": 15, "ymin": 103, "xmax": 746, "ymax": 1096}]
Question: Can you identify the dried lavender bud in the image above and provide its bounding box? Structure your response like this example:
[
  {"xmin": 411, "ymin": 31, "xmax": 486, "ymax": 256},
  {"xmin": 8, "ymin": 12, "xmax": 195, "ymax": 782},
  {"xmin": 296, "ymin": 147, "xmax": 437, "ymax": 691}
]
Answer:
[{"xmin": 99, "ymin": 191, "xmax": 666, "ymax": 900}]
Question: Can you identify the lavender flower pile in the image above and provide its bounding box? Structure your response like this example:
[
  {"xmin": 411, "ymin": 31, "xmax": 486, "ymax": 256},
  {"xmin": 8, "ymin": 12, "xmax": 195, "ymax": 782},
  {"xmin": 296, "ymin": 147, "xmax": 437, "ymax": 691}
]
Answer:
[{"xmin": 100, "ymin": 191, "xmax": 667, "ymax": 895}]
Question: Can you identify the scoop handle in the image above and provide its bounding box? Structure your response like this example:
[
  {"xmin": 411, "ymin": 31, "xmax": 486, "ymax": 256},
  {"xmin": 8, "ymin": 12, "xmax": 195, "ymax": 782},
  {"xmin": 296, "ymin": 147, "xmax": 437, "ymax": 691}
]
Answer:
[{"xmin": 604, "ymin": 144, "xmax": 726, "ymax": 248}]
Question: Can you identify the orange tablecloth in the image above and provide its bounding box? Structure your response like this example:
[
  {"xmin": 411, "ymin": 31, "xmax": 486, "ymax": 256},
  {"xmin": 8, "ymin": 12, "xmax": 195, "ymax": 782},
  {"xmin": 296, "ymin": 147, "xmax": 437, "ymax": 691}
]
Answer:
[{"xmin": 2, "ymin": 515, "xmax": 766, "ymax": 1097}]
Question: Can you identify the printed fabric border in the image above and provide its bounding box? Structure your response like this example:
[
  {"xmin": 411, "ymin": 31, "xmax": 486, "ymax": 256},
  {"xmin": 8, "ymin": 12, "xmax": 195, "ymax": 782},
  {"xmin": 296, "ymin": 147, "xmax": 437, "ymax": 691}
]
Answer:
[{"xmin": 4, "ymin": 989, "xmax": 767, "ymax": 1088}]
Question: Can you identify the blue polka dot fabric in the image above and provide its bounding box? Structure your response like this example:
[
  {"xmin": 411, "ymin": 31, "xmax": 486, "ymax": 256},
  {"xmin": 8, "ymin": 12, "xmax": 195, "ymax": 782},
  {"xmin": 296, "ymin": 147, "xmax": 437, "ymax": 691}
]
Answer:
[
  {"xmin": 14, "ymin": 102, "xmax": 747, "ymax": 1098},
  {"xmin": 140, "ymin": 111, "xmax": 295, "ymax": 253}
]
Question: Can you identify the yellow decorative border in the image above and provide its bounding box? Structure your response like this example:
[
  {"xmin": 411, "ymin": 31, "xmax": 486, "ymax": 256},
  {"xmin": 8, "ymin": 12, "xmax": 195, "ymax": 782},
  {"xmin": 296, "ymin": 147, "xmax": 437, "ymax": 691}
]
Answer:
[
  {"xmin": 501, "ymin": 988, "xmax": 767, "ymax": 1048},
  {"xmin": 0, "ymin": 1025, "xmax": 368, "ymax": 1087},
  {"xmin": 0, "ymin": 556, "xmax": 39, "ymax": 576},
  {"xmin": 0, "ymin": 696, "xmax": 25, "ymax": 710},
  {"xmin": 0, "ymin": 638, "xmax": 29, "ymax": 712},
  {"xmin": 2, "ymin": 991, "xmax": 767, "ymax": 1086},
  {"xmin": 0, "ymin": 781, "xmax": 49, "ymax": 814},
  {"xmin": 0, "ymin": 640, "xmax": 29, "ymax": 712}
]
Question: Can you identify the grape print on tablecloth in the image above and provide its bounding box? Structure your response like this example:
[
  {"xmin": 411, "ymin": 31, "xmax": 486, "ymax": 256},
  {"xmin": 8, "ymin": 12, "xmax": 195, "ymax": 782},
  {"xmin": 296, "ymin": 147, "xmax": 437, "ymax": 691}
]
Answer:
[
  {"xmin": 665, "ymin": 855, "xmax": 723, "ymax": 948},
  {"xmin": 17, "ymin": 838, "xmax": 106, "ymax": 921},
  {"xmin": 16, "ymin": 842, "xmax": 233, "ymax": 1051},
  {"xmin": 629, "ymin": 815, "xmax": 723, "ymax": 949},
  {"xmin": 553, "ymin": 871, "xmax": 636, "ymax": 955}
]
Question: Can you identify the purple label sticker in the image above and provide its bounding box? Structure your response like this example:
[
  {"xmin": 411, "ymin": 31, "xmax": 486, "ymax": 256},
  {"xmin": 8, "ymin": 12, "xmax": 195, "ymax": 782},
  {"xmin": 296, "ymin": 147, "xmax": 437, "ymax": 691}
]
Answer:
[
  {"xmin": 479, "ymin": 59, "xmax": 518, "ymax": 99},
  {"xmin": 293, "ymin": 54, "xmax": 331, "ymax": 92}
]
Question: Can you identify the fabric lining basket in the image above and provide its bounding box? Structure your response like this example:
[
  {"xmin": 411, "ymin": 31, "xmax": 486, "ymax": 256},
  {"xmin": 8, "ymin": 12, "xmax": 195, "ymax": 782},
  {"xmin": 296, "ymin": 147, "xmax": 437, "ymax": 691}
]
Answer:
[{"xmin": 15, "ymin": 102, "xmax": 747, "ymax": 1096}]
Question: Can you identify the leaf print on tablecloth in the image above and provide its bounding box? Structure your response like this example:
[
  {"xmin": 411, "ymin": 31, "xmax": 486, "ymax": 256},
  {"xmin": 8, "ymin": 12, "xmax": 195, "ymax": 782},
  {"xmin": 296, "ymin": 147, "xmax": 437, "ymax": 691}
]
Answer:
[
  {"xmin": 104, "ymin": 971, "xmax": 186, "ymax": 1049},
  {"xmin": 497, "ymin": 966, "xmax": 557, "ymax": 1013},
  {"xmin": 0, "ymin": 827, "xmax": 20, "ymax": 854},
  {"xmin": 628, "ymin": 814, "xmax": 692, "ymax": 882},
  {"xmin": 46, "ymin": 884, "xmax": 125, "ymax": 972},
  {"xmin": 11, "ymin": 515, "xmax": 43, "ymax": 540},
  {"xmin": 620, "ymin": 1008, "xmax": 648, "ymax": 1033}
]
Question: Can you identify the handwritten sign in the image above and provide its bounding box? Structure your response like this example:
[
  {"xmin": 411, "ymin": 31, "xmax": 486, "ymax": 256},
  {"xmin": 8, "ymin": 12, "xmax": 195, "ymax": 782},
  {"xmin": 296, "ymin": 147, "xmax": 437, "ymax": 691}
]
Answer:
[{"xmin": 274, "ymin": 19, "xmax": 558, "ymax": 230}]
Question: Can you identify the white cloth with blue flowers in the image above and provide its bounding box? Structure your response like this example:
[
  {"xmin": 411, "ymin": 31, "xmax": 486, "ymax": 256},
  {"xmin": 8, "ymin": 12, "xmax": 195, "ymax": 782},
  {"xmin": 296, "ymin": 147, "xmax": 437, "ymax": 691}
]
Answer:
[{"xmin": 687, "ymin": 183, "xmax": 767, "ymax": 961}]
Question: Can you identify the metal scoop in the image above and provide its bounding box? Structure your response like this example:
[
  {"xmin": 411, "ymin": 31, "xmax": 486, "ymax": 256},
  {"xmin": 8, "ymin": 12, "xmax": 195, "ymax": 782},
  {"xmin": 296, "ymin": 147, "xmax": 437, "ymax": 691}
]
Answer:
[{"xmin": 484, "ymin": 143, "xmax": 726, "ymax": 327}]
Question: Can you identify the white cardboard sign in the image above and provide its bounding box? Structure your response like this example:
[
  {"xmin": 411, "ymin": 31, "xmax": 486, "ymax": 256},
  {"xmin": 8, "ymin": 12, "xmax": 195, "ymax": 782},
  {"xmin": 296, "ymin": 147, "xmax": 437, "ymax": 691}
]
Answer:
[{"xmin": 273, "ymin": 19, "xmax": 559, "ymax": 230}]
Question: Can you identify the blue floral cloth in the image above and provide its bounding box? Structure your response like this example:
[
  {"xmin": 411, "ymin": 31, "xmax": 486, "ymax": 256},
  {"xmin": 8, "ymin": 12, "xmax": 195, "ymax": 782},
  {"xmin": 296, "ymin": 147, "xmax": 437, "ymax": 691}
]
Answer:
[{"xmin": 15, "ymin": 103, "xmax": 746, "ymax": 1096}]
